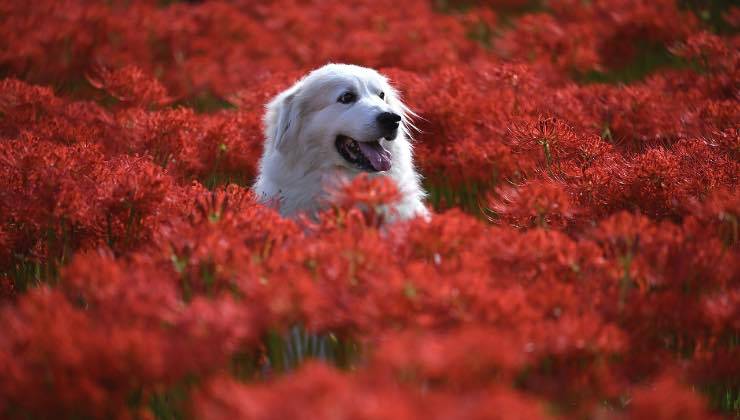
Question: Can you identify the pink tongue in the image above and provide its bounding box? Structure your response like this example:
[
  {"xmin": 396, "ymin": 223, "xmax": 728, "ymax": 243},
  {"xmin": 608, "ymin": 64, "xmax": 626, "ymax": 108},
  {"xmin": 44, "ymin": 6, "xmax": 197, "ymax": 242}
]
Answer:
[{"xmin": 358, "ymin": 141, "xmax": 392, "ymax": 171}]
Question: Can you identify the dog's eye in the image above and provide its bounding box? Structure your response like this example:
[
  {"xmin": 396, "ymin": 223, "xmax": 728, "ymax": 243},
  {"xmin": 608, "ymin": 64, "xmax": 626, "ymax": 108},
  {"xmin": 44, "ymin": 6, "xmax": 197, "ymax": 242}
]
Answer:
[
  {"xmin": 379, "ymin": 91, "xmax": 385, "ymax": 100},
  {"xmin": 337, "ymin": 92, "xmax": 356, "ymax": 104}
]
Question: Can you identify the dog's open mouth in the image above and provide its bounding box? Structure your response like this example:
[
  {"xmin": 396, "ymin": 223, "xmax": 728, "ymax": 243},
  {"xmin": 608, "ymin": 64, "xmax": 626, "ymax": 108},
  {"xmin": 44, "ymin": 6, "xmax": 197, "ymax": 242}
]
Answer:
[{"xmin": 335, "ymin": 135, "xmax": 392, "ymax": 172}]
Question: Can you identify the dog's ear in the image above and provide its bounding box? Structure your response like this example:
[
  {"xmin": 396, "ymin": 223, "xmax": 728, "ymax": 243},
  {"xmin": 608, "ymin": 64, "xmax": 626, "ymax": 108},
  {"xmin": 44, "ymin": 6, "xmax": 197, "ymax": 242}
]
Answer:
[{"xmin": 265, "ymin": 83, "xmax": 302, "ymax": 153}]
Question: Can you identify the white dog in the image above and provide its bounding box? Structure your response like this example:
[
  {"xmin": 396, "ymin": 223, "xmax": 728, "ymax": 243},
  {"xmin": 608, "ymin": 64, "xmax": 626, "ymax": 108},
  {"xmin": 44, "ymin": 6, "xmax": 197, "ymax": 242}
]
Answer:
[{"xmin": 253, "ymin": 63, "xmax": 428, "ymax": 221}]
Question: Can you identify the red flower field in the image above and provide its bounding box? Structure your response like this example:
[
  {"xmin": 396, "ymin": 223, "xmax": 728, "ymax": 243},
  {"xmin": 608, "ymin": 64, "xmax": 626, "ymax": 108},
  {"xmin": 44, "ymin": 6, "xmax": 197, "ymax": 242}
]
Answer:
[{"xmin": 0, "ymin": 0, "xmax": 738, "ymax": 418}]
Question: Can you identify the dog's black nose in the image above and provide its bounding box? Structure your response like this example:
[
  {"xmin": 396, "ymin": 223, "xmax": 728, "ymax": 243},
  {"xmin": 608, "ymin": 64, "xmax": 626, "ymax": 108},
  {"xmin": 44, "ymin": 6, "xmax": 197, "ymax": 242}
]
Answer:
[
  {"xmin": 377, "ymin": 112, "xmax": 401, "ymax": 127},
  {"xmin": 377, "ymin": 112, "xmax": 401, "ymax": 139}
]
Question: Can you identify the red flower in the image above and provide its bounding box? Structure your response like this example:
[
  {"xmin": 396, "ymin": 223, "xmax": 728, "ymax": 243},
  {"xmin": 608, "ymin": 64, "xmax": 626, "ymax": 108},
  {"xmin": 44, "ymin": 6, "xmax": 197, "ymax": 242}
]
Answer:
[{"xmin": 87, "ymin": 65, "xmax": 173, "ymax": 108}]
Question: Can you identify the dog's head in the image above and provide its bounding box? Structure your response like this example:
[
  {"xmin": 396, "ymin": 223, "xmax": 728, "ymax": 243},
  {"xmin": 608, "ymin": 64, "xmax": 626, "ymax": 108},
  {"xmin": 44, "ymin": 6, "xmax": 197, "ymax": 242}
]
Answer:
[{"xmin": 264, "ymin": 63, "xmax": 412, "ymax": 173}]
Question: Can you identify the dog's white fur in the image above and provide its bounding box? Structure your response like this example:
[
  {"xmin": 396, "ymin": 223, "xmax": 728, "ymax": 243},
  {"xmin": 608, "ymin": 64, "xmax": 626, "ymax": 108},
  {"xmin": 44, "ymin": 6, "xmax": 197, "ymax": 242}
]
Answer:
[{"xmin": 253, "ymin": 64, "xmax": 428, "ymax": 221}]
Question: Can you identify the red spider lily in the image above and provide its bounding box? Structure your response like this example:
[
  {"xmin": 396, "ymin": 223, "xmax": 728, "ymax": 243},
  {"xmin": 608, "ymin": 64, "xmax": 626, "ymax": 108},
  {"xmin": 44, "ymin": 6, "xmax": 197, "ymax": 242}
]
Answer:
[
  {"xmin": 489, "ymin": 179, "xmax": 577, "ymax": 229},
  {"xmin": 628, "ymin": 373, "xmax": 713, "ymax": 420},
  {"xmin": 86, "ymin": 65, "xmax": 173, "ymax": 108},
  {"xmin": 193, "ymin": 362, "xmax": 547, "ymax": 420},
  {"xmin": 322, "ymin": 174, "xmax": 403, "ymax": 227}
]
